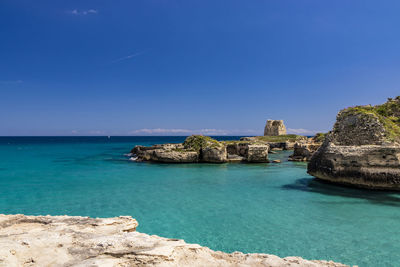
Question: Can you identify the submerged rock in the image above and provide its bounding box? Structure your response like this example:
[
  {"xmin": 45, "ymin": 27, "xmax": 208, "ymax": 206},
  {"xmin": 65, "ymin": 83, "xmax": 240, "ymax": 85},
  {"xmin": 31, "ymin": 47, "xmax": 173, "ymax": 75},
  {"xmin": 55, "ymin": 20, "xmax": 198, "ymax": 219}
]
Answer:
[
  {"xmin": 308, "ymin": 97, "xmax": 400, "ymax": 190},
  {"xmin": 0, "ymin": 214, "xmax": 348, "ymax": 267}
]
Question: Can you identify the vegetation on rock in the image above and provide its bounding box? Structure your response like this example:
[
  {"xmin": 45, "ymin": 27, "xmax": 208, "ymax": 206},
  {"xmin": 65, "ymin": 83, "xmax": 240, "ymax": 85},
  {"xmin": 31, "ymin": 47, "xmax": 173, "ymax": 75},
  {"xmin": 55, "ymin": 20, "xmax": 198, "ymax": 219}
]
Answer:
[
  {"xmin": 340, "ymin": 96, "xmax": 400, "ymax": 143},
  {"xmin": 313, "ymin": 133, "xmax": 327, "ymax": 143},
  {"xmin": 183, "ymin": 135, "xmax": 222, "ymax": 151},
  {"xmin": 254, "ymin": 134, "xmax": 306, "ymax": 143}
]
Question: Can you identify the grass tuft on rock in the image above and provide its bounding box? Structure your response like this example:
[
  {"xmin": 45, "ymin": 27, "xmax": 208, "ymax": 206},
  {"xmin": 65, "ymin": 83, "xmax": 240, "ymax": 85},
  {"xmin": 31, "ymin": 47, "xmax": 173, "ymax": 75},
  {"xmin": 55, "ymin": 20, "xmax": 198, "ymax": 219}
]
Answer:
[
  {"xmin": 183, "ymin": 135, "xmax": 222, "ymax": 151},
  {"xmin": 342, "ymin": 96, "xmax": 400, "ymax": 142},
  {"xmin": 313, "ymin": 133, "xmax": 327, "ymax": 143},
  {"xmin": 254, "ymin": 135, "xmax": 306, "ymax": 142}
]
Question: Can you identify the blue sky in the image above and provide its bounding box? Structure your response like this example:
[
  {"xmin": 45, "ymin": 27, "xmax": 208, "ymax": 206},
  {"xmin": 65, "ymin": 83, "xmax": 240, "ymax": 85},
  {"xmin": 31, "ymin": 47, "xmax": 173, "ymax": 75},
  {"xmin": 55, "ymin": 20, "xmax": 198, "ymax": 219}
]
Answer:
[{"xmin": 1, "ymin": 0, "xmax": 399, "ymax": 136}]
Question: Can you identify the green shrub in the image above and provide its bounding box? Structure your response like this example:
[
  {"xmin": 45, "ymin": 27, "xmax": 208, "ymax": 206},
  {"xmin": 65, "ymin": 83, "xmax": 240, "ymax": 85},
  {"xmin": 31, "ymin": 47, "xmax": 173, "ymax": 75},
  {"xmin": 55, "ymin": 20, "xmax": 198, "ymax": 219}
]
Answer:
[
  {"xmin": 313, "ymin": 133, "xmax": 327, "ymax": 143},
  {"xmin": 183, "ymin": 135, "xmax": 222, "ymax": 151},
  {"xmin": 342, "ymin": 96, "xmax": 400, "ymax": 142}
]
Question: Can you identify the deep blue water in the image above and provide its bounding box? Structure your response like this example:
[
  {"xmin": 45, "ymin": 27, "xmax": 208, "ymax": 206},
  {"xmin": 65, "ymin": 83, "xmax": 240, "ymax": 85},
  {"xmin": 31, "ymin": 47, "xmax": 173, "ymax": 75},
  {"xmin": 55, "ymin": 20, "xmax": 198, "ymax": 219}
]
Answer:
[{"xmin": 0, "ymin": 136, "xmax": 399, "ymax": 267}]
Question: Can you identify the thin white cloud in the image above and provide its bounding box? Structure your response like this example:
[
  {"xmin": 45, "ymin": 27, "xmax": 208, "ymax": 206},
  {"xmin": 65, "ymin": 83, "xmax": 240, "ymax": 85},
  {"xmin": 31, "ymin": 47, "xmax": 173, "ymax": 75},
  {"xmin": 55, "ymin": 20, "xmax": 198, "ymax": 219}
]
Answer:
[
  {"xmin": 89, "ymin": 130, "xmax": 105, "ymax": 135},
  {"xmin": 85, "ymin": 9, "xmax": 98, "ymax": 14},
  {"xmin": 112, "ymin": 51, "xmax": 145, "ymax": 63},
  {"xmin": 68, "ymin": 9, "xmax": 98, "ymax": 16},
  {"xmin": 0, "ymin": 80, "xmax": 23, "ymax": 84},
  {"xmin": 287, "ymin": 128, "xmax": 323, "ymax": 135},
  {"xmin": 130, "ymin": 128, "xmax": 259, "ymax": 136}
]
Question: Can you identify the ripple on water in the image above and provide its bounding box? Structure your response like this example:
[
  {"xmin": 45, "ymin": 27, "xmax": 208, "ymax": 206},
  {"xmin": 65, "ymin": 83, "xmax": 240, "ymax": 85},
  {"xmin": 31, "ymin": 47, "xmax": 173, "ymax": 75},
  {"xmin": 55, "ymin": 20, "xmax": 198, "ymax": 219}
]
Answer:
[{"xmin": 0, "ymin": 137, "xmax": 399, "ymax": 267}]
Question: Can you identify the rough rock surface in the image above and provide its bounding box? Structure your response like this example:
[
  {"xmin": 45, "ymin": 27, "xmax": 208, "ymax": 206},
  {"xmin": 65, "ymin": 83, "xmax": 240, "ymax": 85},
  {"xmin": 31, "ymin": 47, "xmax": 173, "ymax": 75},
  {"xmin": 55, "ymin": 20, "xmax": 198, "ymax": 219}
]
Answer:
[
  {"xmin": 153, "ymin": 150, "xmax": 199, "ymax": 163},
  {"xmin": 308, "ymin": 97, "xmax": 400, "ymax": 190},
  {"xmin": 0, "ymin": 214, "xmax": 348, "ymax": 267},
  {"xmin": 202, "ymin": 146, "xmax": 228, "ymax": 163},
  {"xmin": 131, "ymin": 144, "xmax": 199, "ymax": 163},
  {"xmin": 246, "ymin": 144, "xmax": 270, "ymax": 163},
  {"xmin": 264, "ymin": 120, "xmax": 287, "ymax": 136},
  {"xmin": 131, "ymin": 136, "xmax": 270, "ymax": 163},
  {"xmin": 289, "ymin": 142, "xmax": 321, "ymax": 162},
  {"xmin": 239, "ymin": 138, "xmax": 285, "ymax": 150},
  {"xmin": 289, "ymin": 135, "xmax": 325, "ymax": 162}
]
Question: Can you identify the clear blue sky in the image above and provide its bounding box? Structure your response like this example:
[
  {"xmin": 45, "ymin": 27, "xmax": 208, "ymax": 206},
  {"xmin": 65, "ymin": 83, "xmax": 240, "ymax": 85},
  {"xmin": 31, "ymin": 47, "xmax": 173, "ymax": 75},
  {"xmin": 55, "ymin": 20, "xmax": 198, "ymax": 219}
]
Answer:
[{"xmin": 1, "ymin": 0, "xmax": 399, "ymax": 136}]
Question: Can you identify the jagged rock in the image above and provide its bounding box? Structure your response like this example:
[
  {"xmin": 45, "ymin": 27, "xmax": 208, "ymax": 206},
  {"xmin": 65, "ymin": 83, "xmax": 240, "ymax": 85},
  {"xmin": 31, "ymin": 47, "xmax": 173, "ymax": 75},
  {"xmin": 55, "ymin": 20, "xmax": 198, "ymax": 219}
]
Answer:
[
  {"xmin": 237, "ymin": 142, "xmax": 252, "ymax": 157},
  {"xmin": 227, "ymin": 154, "xmax": 245, "ymax": 162},
  {"xmin": 289, "ymin": 134, "xmax": 326, "ymax": 162},
  {"xmin": 202, "ymin": 146, "xmax": 227, "ymax": 163},
  {"xmin": 132, "ymin": 136, "xmax": 228, "ymax": 163},
  {"xmin": 264, "ymin": 120, "xmax": 287, "ymax": 136},
  {"xmin": 240, "ymin": 136, "xmax": 305, "ymax": 151},
  {"xmin": 246, "ymin": 144, "xmax": 269, "ymax": 163},
  {"xmin": 284, "ymin": 141, "xmax": 296, "ymax": 150},
  {"xmin": 153, "ymin": 150, "xmax": 199, "ymax": 163},
  {"xmin": 0, "ymin": 214, "xmax": 348, "ymax": 267},
  {"xmin": 226, "ymin": 143, "xmax": 240, "ymax": 155},
  {"xmin": 308, "ymin": 97, "xmax": 400, "ymax": 190},
  {"xmin": 226, "ymin": 142, "xmax": 269, "ymax": 163},
  {"xmin": 131, "ymin": 136, "xmax": 272, "ymax": 164},
  {"xmin": 269, "ymin": 142, "xmax": 286, "ymax": 150},
  {"xmin": 289, "ymin": 142, "xmax": 322, "ymax": 162}
]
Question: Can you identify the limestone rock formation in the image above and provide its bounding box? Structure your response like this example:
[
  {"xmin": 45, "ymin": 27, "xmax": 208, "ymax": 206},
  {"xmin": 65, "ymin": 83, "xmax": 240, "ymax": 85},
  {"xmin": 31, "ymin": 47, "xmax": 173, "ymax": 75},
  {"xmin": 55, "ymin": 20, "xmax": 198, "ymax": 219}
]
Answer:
[
  {"xmin": 308, "ymin": 97, "xmax": 400, "ymax": 190},
  {"xmin": 153, "ymin": 150, "xmax": 199, "ymax": 163},
  {"xmin": 131, "ymin": 144, "xmax": 199, "ymax": 163},
  {"xmin": 131, "ymin": 136, "xmax": 270, "ymax": 163},
  {"xmin": 0, "ymin": 214, "xmax": 348, "ymax": 267},
  {"xmin": 240, "ymin": 135, "xmax": 306, "ymax": 151},
  {"xmin": 246, "ymin": 144, "xmax": 270, "ymax": 162},
  {"xmin": 202, "ymin": 146, "xmax": 228, "ymax": 163},
  {"xmin": 289, "ymin": 134, "xmax": 326, "ymax": 162},
  {"xmin": 264, "ymin": 120, "xmax": 287, "ymax": 136}
]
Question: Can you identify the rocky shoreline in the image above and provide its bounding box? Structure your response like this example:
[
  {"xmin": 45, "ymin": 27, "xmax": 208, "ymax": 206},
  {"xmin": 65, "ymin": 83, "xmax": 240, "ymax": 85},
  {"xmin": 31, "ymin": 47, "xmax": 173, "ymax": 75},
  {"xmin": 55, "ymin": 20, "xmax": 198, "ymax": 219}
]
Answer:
[
  {"xmin": 130, "ymin": 134, "xmax": 323, "ymax": 164},
  {"xmin": 129, "ymin": 119, "xmax": 327, "ymax": 164},
  {"xmin": 308, "ymin": 96, "xmax": 400, "ymax": 190},
  {"xmin": 129, "ymin": 96, "xmax": 400, "ymax": 190},
  {"xmin": 0, "ymin": 214, "xmax": 349, "ymax": 267}
]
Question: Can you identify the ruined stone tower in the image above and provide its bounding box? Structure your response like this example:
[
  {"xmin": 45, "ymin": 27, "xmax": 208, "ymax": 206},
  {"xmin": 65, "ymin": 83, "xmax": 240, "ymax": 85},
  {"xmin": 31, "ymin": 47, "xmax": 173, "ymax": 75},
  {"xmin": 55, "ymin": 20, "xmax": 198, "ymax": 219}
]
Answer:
[{"xmin": 264, "ymin": 120, "xmax": 287, "ymax": 136}]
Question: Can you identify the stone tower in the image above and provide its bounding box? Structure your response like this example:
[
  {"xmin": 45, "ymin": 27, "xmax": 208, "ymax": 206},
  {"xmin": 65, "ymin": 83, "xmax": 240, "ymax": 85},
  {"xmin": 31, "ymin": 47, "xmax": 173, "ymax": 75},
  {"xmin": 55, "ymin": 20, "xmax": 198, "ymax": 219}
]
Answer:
[{"xmin": 264, "ymin": 120, "xmax": 287, "ymax": 136}]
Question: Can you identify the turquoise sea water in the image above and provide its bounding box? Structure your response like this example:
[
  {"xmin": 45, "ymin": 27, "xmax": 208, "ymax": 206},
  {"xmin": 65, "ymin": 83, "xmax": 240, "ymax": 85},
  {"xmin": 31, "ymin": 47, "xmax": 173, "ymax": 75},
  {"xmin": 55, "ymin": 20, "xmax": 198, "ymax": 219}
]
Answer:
[{"xmin": 0, "ymin": 136, "xmax": 399, "ymax": 267}]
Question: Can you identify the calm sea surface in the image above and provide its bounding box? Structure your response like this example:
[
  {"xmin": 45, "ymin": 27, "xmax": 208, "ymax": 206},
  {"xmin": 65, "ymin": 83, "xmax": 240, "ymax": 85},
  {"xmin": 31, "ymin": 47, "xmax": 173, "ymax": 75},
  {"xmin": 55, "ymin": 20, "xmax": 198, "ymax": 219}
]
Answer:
[{"xmin": 0, "ymin": 136, "xmax": 399, "ymax": 267}]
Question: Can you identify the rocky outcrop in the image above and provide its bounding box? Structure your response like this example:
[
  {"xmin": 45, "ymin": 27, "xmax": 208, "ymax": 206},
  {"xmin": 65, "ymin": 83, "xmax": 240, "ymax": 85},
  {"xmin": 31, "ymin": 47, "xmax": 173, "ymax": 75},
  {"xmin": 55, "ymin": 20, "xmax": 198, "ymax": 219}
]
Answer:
[
  {"xmin": 308, "ymin": 97, "xmax": 400, "ymax": 190},
  {"xmin": 264, "ymin": 120, "xmax": 287, "ymax": 136},
  {"xmin": 289, "ymin": 134, "xmax": 326, "ymax": 162},
  {"xmin": 202, "ymin": 146, "xmax": 228, "ymax": 163},
  {"xmin": 131, "ymin": 136, "xmax": 269, "ymax": 163},
  {"xmin": 289, "ymin": 142, "xmax": 321, "ymax": 162},
  {"xmin": 131, "ymin": 144, "xmax": 199, "ymax": 163},
  {"xmin": 0, "ymin": 214, "xmax": 348, "ymax": 267},
  {"xmin": 240, "ymin": 135, "xmax": 306, "ymax": 151},
  {"xmin": 246, "ymin": 144, "xmax": 270, "ymax": 162},
  {"xmin": 153, "ymin": 150, "xmax": 199, "ymax": 163}
]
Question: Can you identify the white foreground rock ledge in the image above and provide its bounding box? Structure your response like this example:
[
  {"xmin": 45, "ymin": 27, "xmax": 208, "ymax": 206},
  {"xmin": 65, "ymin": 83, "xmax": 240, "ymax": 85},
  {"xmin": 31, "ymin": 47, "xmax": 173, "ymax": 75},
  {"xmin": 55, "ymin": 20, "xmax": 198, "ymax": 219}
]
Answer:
[{"xmin": 0, "ymin": 214, "xmax": 349, "ymax": 267}]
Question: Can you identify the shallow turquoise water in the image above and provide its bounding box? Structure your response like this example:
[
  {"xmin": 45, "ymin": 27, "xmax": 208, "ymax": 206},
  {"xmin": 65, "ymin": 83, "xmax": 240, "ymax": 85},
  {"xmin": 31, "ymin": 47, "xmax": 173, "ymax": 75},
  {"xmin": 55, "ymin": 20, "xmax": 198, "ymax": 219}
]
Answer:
[{"xmin": 0, "ymin": 137, "xmax": 399, "ymax": 267}]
